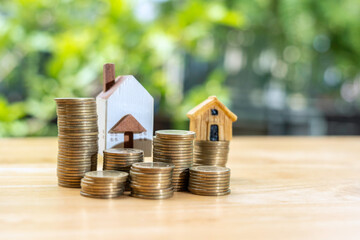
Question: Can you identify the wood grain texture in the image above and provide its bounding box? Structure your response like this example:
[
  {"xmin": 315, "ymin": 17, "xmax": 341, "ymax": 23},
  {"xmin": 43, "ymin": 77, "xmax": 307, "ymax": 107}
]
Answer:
[{"xmin": 1, "ymin": 137, "xmax": 360, "ymax": 240}]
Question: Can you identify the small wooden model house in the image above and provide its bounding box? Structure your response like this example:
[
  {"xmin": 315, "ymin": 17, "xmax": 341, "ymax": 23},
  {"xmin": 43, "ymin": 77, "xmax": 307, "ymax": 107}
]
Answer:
[
  {"xmin": 187, "ymin": 96, "xmax": 237, "ymax": 141},
  {"xmin": 97, "ymin": 63, "xmax": 153, "ymax": 156}
]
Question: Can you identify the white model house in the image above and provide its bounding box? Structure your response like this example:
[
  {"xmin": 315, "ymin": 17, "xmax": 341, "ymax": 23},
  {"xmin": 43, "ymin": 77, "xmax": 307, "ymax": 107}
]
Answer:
[{"xmin": 96, "ymin": 63, "xmax": 153, "ymax": 157}]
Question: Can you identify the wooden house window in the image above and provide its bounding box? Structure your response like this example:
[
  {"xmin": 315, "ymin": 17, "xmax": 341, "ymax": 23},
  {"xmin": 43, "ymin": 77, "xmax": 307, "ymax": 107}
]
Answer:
[{"xmin": 211, "ymin": 109, "xmax": 218, "ymax": 116}]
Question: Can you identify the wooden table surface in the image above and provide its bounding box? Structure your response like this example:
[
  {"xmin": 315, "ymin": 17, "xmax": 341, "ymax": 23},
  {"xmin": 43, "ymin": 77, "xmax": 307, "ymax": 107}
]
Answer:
[{"xmin": 1, "ymin": 137, "xmax": 360, "ymax": 240}]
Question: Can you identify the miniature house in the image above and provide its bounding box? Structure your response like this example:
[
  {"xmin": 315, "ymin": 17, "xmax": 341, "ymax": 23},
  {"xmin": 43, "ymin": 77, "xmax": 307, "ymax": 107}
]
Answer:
[
  {"xmin": 187, "ymin": 96, "xmax": 237, "ymax": 141},
  {"xmin": 97, "ymin": 63, "xmax": 153, "ymax": 156}
]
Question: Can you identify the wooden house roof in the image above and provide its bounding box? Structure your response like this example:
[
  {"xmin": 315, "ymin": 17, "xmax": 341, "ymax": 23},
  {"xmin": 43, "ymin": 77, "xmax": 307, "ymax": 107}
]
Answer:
[
  {"xmin": 186, "ymin": 96, "xmax": 237, "ymax": 122},
  {"xmin": 108, "ymin": 114, "xmax": 146, "ymax": 134}
]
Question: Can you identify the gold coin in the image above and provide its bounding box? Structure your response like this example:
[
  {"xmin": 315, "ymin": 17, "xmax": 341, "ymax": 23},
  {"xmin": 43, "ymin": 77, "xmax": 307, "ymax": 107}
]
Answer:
[
  {"xmin": 130, "ymin": 183, "xmax": 172, "ymax": 188},
  {"xmin": 104, "ymin": 148, "xmax": 144, "ymax": 156},
  {"xmin": 56, "ymin": 107, "xmax": 97, "ymax": 111},
  {"xmin": 57, "ymin": 129, "xmax": 98, "ymax": 134},
  {"xmin": 104, "ymin": 154, "xmax": 143, "ymax": 158},
  {"xmin": 104, "ymin": 159, "xmax": 143, "ymax": 163},
  {"xmin": 188, "ymin": 187, "xmax": 231, "ymax": 196},
  {"xmin": 154, "ymin": 146, "xmax": 193, "ymax": 150},
  {"xmin": 153, "ymin": 139, "xmax": 194, "ymax": 144},
  {"xmin": 153, "ymin": 140, "xmax": 194, "ymax": 145},
  {"xmin": 130, "ymin": 180, "xmax": 171, "ymax": 187},
  {"xmin": 189, "ymin": 175, "xmax": 230, "ymax": 181},
  {"xmin": 153, "ymin": 151, "xmax": 193, "ymax": 157},
  {"xmin": 81, "ymin": 180, "xmax": 127, "ymax": 187},
  {"xmin": 130, "ymin": 192, "xmax": 173, "ymax": 200},
  {"xmin": 153, "ymin": 141, "xmax": 194, "ymax": 145},
  {"xmin": 189, "ymin": 177, "xmax": 230, "ymax": 183},
  {"xmin": 195, "ymin": 140, "xmax": 229, "ymax": 145},
  {"xmin": 58, "ymin": 146, "xmax": 98, "ymax": 151},
  {"xmin": 58, "ymin": 183, "xmax": 81, "ymax": 188},
  {"xmin": 131, "ymin": 162, "xmax": 175, "ymax": 173},
  {"xmin": 189, "ymin": 183, "xmax": 229, "ymax": 190},
  {"xmin": 80, "ymin": 191, "xmax": 122, "ymax": 199},
  {"xmin": 153, "ymin": 158, "xmax": 193, "ymax": 164},
  {"xmin": 131, "ymin": 185, "xmax": 173, "ymax": 191},
  {"xmin": 81, "ymin": 182, "xmax": 125, "ymax": 189},
  {"xmin": 155, "ymin": 129, "xmax": 195, "ymax": 138},
  {"xmin": 57, "ymin": 112, "xmax": 97, "ymax": 116},
  {"xmin": 130, "ymin": 178, "xmax": 172, "ymax": 183},
  {"xmin": 57, "ymin": 119, "xmax": 97, "ymax": 123},
  {"xmin": 85, "ymin": 170, "xmax": 128, "ymax": 179},
  {"xmin": 190, "ymin": 166, "xmax": 230, "ymax": 174},
  {"xmin": 103, "ymin": 163, "xmax": 139, "ymax": 168},
  {"xmin": 130, "ymin": 171, "xmax": 172, "ymax": 177},
  {"xmin": 154, "ymin": 157, "xmax": 193, "ymax": 161},
  {"xmin": 81, "ymin": 187, "xmax": 124, "ymax": 194},
  {"xmin": 57, "ymin": 165, "xmax": 91, "ymax": 171},
  {"xmin": 103, "ymin": 165, "xmax": 131, "ymax": 170},
  {"xmin": 105, "ymin": 158, "xmax": 141, "ymax": 162},
  {"xmin": 82, "ymin": 175, "xmax": 128, "ymax": 182}
]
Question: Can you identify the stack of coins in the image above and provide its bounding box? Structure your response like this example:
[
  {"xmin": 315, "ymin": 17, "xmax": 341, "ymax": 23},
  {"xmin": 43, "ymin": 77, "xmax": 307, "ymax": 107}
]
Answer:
[
  {"xmin": 153, "ymin": 130, "xmax": 195, "ymax": 192},
  {"xmin": 188, "ymin": 166, "xmax": 231, "ymax": 196},
  {"xmin": 55, "ymin": 98, "xmax": 98, "ymax": 188},
  {"xmin": 194, "ymin": 141, "xmax": 230, "ymax": 167},
  {"xmin": 80, "ymin": 170, "xmax": 128, "ymax": 199},
  {"xmin": 130, "ymin": 162, "xmax": 175, "ymax": 199},
  {"xmin": 103, "ymin": 148, "xmax": 144, "ymax": 190},
  {"xmin": 103, "ymin": 148, "xmax": 144, "ymax": 172}
]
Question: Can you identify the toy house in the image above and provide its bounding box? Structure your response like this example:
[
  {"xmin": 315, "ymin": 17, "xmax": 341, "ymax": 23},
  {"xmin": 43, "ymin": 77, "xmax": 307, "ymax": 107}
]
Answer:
[
  {"xmin": 187, "ymin": 96, "xmax": 237, "ymax": 141},
  {"xmin": 97, "ymin": 63, "xmax": 153, "ymax": 156}
]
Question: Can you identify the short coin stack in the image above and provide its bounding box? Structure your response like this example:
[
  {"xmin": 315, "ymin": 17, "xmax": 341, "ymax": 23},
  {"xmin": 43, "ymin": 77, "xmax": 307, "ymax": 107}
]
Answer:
[
  {"xmin": 188, "ymin": 166, "xmax": 231, "ymax": 196},
  {"xmin": 194, "ymin": 140, "xmax": 230, "ymax": 167},
  {"xmin": 103, "ymin": 148, "xmax": 144, "ymax": 190},
  {"xmin": 153, "ymin": 130, "xmax": 195, "ymax": 192},
  {"xmin": 55, "ymin": 98, "xmax": 98, "ymax": 188},
  {"xmin": 80, "ymin": 170, "xmax": 128, "ymax": 198},
  {"xmin": 103, "ymin": 148, "xmax": 144, "ymax": 172},
  {"xmin": 130, "ymin": 162, "xmax": 175, "ymax": 199}
]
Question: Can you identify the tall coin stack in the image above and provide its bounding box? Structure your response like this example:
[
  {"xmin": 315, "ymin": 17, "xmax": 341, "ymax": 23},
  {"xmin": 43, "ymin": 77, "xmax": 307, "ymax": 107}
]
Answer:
[
  {"xmin": 153, "ymin": 130, "xmax": 195, "ymax": 192},
  {"xmin": 80, "ymin": 170, "xmax": 128, "ymax": 199},
  {"xmin": 55, "ymin": 98, "xmax": 98, "ymax": 188},
  {"xmin": 194, "ymin": 140, "xmax": 230, "ymax": 167},
  {"xmin": 188, "ymin": 166, "xmax": 231, "ymax": 196},
  {"xmin": 130, "ymin": 162, "xmax": 175, "ymax": 199},
  {"xmin": 103, "ymin": 148, "xmax": 144, "ymax": 190}
]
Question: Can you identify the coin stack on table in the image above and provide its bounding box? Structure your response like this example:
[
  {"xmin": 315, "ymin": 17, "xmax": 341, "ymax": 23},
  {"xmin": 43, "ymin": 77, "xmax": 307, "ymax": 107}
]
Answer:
[
  {"xmin": 80, "ymin": 170, "xmax": 128, "ymax": 199},
  {"xmin": 153, "ymin": 130, "xmax": 195, "ymax": 192},
  {"xmin": 103, "ymin": 148, "xmax": 144, "ymax": 190},
  {"xmin": 194, "ymin": 140, "xmax": 230, "ymax": 167},
  {"xmin": 188, "ymin": 166, "xmax": 231, "ymax": 196},
  {"xmin": 103, "ymin": 148, "xmax": 144, "ymax": 171},
  {"xmin": 55, "ymin": 98, "xmax": 98, "ymax": 188},
  {"xmin": 130, "ymin": 162, "xmax": 175, "ymax": 199}
]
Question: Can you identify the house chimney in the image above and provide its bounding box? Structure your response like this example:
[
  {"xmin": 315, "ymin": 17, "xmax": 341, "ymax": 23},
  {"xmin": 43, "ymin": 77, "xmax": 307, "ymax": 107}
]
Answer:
[{"xmin": 103, "ymin": 63, "xmax": 115, "ymax": 92}]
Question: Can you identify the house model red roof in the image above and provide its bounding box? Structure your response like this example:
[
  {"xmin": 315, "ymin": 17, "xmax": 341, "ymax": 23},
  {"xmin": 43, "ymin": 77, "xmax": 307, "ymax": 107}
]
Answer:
[{"xmin": 108, "ymin": 114, "xmax": 146, "ymax": 134}]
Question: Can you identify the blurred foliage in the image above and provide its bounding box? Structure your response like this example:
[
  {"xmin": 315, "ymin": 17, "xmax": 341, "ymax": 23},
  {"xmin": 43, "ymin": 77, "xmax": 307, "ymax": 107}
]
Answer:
[{"xmin": 0, "ymin": 0, "xmax": 359, "ymax": 137}]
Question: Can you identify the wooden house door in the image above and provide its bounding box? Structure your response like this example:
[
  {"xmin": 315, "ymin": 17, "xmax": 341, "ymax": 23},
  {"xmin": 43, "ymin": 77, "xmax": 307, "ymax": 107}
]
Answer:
[{"xmin": 210, "ymin": 124, "xmax": 219, "ymax": 141}]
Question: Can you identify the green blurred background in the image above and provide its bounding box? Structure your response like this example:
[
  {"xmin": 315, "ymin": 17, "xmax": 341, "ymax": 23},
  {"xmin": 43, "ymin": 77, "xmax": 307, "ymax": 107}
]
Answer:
[{"xmin": 1, "ymin": 0, "xmax": 360, "ymax": 137}]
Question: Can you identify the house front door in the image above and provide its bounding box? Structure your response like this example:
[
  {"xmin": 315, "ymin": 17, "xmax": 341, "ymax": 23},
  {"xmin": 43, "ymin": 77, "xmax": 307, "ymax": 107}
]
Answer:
[
  {"xmin": 124, "ymin": 132, "xmax": 134, "ymax": 148},
  {"xmin": 210, "ymin": 124, "xmax": 219, "ymax": 141}
]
